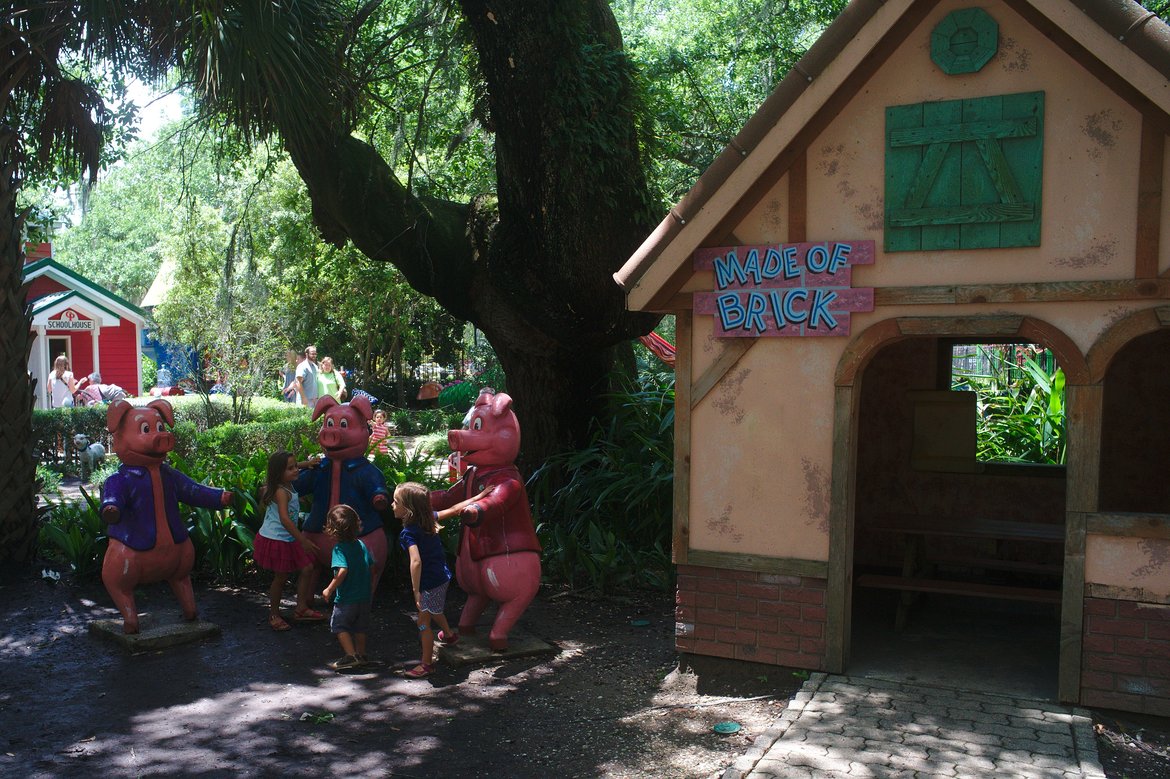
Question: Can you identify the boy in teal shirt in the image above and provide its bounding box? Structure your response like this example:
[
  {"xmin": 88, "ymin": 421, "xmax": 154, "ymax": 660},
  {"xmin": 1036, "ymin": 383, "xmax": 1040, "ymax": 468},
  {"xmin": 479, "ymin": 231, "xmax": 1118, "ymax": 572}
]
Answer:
[{"xmin": 321, "ymin": 504, "xmax": 376, "ymax": 670}]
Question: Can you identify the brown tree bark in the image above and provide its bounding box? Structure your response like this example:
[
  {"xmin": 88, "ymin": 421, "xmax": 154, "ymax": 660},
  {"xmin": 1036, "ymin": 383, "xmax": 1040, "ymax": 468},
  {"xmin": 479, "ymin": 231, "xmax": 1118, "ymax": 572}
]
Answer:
[
  {"xmin": 0, "ymin": 126, "xmax": 43, "ymax": 582},
  {"xmin": 284, "ymin": 1, "xmax": 660, "ymax": 468}
]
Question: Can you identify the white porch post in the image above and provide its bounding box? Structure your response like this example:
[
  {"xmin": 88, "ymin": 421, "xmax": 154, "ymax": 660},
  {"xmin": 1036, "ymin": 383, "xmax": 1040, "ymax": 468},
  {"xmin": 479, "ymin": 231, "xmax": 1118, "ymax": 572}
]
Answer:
[
  {"xmin": 134, "ymin": 323, "xmax": 143, "ymax": 396},
  {"xmin": 91, "ymin": 325, "xmax": 101, "ymax": 379},
  {"xmin": 32, "ymin": 325, "xmax": 47, "ymax": 409}
]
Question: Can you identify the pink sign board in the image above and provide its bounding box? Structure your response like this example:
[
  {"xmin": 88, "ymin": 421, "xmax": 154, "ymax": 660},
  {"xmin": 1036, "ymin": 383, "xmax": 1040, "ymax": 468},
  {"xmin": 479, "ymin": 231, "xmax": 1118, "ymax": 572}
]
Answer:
[{"xmin": 693, "ymin": 241, "xmax": 875, "ymax": 337}]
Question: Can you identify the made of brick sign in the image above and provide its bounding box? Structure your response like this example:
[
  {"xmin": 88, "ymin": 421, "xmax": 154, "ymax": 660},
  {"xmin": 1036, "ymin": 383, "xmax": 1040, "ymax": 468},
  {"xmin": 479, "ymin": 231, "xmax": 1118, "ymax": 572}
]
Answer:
[{"xmin": 693, "ymin": 241, "xmax": 875, "ymax": 337}]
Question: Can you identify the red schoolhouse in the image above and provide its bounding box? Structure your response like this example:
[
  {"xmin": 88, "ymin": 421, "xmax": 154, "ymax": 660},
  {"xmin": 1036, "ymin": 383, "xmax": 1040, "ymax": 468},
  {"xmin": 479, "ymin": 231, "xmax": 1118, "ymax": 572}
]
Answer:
[{"xmin": 23, "ymin": 243, "xmax": 145, "ymax": 408}]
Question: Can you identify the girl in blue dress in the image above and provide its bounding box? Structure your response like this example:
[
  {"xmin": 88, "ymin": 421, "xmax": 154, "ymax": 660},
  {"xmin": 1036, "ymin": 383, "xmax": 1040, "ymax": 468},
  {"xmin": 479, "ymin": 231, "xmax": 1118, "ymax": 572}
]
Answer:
[
  {"xmin": 254, "ymin": 451, "xmax": 321, "ymax": 630},
  {"xmin": 393, "ymin": 481, "xmax": 490, "ymax": 677}
]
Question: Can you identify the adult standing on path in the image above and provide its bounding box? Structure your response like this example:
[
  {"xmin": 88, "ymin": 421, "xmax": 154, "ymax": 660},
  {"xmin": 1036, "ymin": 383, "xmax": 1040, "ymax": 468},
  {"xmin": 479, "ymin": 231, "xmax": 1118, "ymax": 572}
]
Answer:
[
  {"xmin": 295, "ymin": 345, "xmax": 319, "ymax": 408},
  {"xmin": 317, "ymin": 356, "xmax": 347, "ymax": 401},
  {"xmin": 280, "ymin": 349, "xmax": 298, "ymax": 402}
]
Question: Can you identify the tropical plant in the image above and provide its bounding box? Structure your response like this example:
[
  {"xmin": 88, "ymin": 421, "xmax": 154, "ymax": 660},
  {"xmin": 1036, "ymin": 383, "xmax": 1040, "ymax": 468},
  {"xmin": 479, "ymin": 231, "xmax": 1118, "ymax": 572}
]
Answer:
[
  {"xmin": 36, "ymin": 463, "xmax": 63, "ymax": 495},
  {"xmin": 372, "ymin": 442, "xmax": 447, "ymax": 491},
  {"xmin": 953, "ymin": 346, "xmax": 1067, "ymax": 465},
  {"xmin": 528, "ymin": 358, "xmax": 676, "ymax": 592},
  {"xmin": 39, "ymin": 488, "xmax": 107, "ymax": 581}
]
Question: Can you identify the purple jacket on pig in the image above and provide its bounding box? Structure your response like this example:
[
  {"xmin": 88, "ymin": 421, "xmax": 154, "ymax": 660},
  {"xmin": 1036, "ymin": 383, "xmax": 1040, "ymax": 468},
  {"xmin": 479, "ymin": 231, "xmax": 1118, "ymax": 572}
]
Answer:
[{"xmin": 101, "ymin": 464, "xmax": 226, "ymax": 550}]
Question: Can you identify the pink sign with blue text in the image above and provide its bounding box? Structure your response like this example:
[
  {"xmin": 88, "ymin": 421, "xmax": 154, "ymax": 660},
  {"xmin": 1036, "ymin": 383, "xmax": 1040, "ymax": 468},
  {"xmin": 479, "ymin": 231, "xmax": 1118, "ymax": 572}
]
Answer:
[{"xmin": 693, "ymin": 240, "xmax": 875, "ymax": 337}]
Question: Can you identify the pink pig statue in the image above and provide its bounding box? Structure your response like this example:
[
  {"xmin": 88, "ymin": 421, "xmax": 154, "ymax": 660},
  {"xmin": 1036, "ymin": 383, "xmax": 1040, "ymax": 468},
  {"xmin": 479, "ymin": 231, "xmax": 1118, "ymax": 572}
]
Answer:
[
  {"xmin": 293, "ymin": 395, "xmax": 391, "ymax": 594},
  {"xmin": 100, "ymin": 399, "xmax": 232, "ymax": 633},
  {"xmin": 431, "ymin": 388, "xmax": 541, "ymax": 650}
]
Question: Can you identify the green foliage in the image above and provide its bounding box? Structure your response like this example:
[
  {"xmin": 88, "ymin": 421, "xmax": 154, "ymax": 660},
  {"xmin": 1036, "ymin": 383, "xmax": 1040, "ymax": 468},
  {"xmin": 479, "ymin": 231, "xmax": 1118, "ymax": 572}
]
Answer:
[
  {"xmin": 37, "ymin": 464, "xmax": 63, "ymax": 495},
  {"xmin": 953, "ymin": 346, "xmax": 1067, "ymax": 465},
  {"xmin": 384, "ymin": 407, "xmax": 461, "ymax": 436},
  {"xmin": 141, "ymin": 354, "xmax": 158, "ymax": 393},
  {"xmin": 169, "ymin": 449, "xmax": 270, "ymax": 582},
  {"xmin": 32, "ymin": 406, "xmax": 110, "ymax": 470},
  {"xmin": 615, "ymin": 0, "xmax": 847, "ymax": 205},
  {"xmin": 173, "ymin": 417, "xmax": 321, "ymax": 464},
  {"xmin": 529, "ymin": 362, "xmax": 676, "ymax": 593},
  {"xmin": 371, "ymin": 443, "xmax": 447, "ymax": 491},
  {"xmin": 39, "ymin": 489, "xmax": 108, "ymax": 582}
]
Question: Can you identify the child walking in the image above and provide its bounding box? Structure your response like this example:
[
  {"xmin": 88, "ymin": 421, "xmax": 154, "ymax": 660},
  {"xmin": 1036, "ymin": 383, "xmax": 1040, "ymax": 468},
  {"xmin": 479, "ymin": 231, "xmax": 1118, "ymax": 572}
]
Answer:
[
  {"xmin": 393, "ymin": 481, "xmax": 491, "ymax": 678},
  {"xmin": 253, "ymin": 451, "xmax": 321, "ymax": 630},
  {"xmin": 368, "ymin": 408, "xmax": 392, "ymax": 456},
  {"xmin": 321, "ymin": 504, "xmax": 376, "ymax": 670}
]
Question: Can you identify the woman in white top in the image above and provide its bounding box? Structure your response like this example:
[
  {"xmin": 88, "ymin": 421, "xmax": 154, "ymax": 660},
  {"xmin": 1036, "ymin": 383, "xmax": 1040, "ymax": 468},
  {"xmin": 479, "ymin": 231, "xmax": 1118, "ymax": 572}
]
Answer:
[{"xmin": 49, "ymin": 355, "xmax": 86, "ymax": 408}]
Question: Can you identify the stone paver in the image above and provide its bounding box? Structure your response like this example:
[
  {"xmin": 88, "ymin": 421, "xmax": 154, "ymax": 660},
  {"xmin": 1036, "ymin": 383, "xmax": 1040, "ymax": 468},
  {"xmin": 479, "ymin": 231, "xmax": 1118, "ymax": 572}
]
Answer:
[{"xmin": 723, "ymin": 673, "xmax": 1107, "ymax": 779}]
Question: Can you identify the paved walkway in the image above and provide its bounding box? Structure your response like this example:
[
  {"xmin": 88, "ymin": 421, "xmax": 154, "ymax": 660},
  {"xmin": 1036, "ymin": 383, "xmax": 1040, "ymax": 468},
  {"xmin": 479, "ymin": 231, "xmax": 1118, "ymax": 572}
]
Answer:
[{"xmin": 725, "ymin": 673, "xmax": 1106, "ymax": 779}]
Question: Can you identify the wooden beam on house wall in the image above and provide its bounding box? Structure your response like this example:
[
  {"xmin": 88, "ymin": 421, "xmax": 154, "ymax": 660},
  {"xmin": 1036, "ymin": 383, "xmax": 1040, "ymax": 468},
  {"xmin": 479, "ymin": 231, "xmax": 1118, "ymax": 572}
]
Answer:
[
  {"xmin": 1085, "ymin": 512, "xmax": 1170, "ymax": 539},
  {"xmin": 875, "ymin": 279, "xmax": 1170, "ymax": 306},
  {"xmin": 658, "ymin": 279, "xmax": 1170, "ymax": 312},
  {"xmin": 687, "ymin": 549, "xmax": 828, "ymax": 578},
  {"xmin": 691, "ymin": 340, "xmax": 755, "ymax": 408},
  {"xmin": 1058, "ymin": 383, "xmax": 1103, "ymax": 704},
  {"xmin": 672, "ymin": 311, "xmax": 694, "ymax": 565},
  {"xmin": 1003, "ymin": 0, "xmax": 1170, "ymax": 133},
  {"xmin": 788, "ymin": 150, "xmax": 807, "ymax": 243},
  {"xmin": 826, "ymin": 384, "xmax": 859, "ymax": 674},
  {"xmin": 1137, "ymin": 117, "xmax": 1164, "ymax": 280}
]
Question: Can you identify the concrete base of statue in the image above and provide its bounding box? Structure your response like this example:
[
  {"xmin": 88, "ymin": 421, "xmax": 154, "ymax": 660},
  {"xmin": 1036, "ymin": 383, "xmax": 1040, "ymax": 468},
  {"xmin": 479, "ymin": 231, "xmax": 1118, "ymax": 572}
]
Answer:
[
  {"xmin": 90, "ymin": 613, "xmax": 220, "ymax": 652},
  {"xmin": 437, "ymin": 626, "xmax": 555, "ymax": 667}
]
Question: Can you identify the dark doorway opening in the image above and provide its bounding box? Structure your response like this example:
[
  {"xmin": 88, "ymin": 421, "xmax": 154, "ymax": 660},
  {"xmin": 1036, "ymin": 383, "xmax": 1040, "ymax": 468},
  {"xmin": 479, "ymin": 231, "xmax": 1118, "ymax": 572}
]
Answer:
[{"xmin": 847, "ymin": 336, "xmax": 1066, "ymax": 698}]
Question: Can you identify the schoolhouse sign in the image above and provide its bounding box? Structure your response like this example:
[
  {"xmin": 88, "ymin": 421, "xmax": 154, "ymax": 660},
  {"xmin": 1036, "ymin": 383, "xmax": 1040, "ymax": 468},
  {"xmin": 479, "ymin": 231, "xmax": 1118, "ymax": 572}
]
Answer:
[
  {"xmin": 50, "ymin": 308, "xmax": 95, "ymax": 331},
  {"xmin": 693, "ymin": 240, "xmax": 874, "ymax": 337}
]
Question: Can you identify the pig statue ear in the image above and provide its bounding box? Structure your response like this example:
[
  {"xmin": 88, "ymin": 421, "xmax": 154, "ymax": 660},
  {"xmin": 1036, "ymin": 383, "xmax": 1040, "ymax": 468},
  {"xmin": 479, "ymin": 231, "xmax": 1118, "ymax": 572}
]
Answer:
[
  {"xmin": 147, "ymin": 398, "xmax": 175, "ymax": 427},
  {"xmin": 348, "ymin": 395, "xmax": 372, "ymax": 422},
  {"xmin": 491, "ymin": 392, "xmax": 514, "ymax": 418},
  {"xmin": 312, "ymin": 395, "xmax": 339, "ymax": 422},
  {"xmin": 107, "ymin": 400, "xmax": 133, "ymax": 433}
]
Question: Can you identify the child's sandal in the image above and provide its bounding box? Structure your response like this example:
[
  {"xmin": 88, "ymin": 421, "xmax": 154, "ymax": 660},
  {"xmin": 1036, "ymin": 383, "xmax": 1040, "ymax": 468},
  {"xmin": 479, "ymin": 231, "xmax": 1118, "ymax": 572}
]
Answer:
[
  {"xmin": 404, "ymin": 663, "xmax": 434, "ymax": 678},
  {"xmin": 437, "ymin": 630, "xmax": 459, "ymax": 646},
  {"xmin": 269, "ymin": 615, "xmax": 292, "ymax": 632}
]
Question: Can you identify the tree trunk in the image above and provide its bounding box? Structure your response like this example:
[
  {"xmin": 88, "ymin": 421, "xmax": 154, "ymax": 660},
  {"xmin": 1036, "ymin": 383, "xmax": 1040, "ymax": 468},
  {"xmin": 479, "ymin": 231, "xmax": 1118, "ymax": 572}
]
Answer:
[
  {"xmin": 0, "ymin": 127, "xmax": 43, "ymax": 582},
  {"xmin": 282, "ymin": 1, "xmax": 660, "ymax": 470}
]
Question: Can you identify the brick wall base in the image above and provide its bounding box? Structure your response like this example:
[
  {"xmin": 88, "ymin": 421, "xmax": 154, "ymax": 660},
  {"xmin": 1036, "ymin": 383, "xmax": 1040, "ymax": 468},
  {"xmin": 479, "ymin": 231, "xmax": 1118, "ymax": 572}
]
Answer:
[
  {"xmin": 1081, "ymin": 597, "xmax": 1170, "ymax": 716},
  {"xmin": 674, "ymin": 564, "xmax": 827, "ymax": 669}
]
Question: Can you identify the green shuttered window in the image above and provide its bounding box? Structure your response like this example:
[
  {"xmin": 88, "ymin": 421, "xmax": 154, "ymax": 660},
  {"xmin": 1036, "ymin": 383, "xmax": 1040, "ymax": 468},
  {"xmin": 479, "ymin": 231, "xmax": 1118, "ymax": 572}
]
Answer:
[{"xmin": 885, "ymin": 91, "xmax": 1044, "ymax": 251}]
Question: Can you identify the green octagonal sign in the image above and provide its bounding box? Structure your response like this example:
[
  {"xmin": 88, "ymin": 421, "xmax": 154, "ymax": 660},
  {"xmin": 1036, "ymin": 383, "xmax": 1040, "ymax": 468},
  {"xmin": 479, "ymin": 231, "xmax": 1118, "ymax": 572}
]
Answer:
[{"xmin": 932, "ymin": 8, "xmax": 998, "ymax": 75}]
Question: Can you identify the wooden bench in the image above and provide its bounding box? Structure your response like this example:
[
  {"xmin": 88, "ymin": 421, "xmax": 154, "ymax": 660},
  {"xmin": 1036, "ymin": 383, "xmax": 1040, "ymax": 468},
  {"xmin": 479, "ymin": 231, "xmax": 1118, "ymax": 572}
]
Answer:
[
  {"xmin": 856, "ymin": 573, "xmax": 1061, "ymax": 604},
  {"xmin": 862, "ymin": 514, "xmax": 1066, "ymax": 628},
  {"xmin": 926, "ymin": 554, "xmax": 1062, "ymax": 577}
]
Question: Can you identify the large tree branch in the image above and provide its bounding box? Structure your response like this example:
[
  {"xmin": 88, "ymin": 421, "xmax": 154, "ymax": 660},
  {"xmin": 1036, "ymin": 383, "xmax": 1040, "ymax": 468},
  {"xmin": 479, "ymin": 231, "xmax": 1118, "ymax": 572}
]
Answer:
[{"xmin": 285, "ymin": 132, "xmax": 477, "ymax": 321}]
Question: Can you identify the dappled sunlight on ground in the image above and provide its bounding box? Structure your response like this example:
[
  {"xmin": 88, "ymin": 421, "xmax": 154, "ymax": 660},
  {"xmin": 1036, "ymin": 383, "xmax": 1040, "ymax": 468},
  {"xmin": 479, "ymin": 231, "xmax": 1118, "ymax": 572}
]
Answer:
[{"xmin": 0, "ymin": 577, "xmax": 797, "ymax": 777}]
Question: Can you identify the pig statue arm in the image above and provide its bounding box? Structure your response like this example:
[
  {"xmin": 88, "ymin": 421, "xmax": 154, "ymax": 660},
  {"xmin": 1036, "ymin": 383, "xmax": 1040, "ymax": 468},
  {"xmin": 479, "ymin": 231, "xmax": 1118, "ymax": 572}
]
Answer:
[
  {"xmin": 100, "ymin": 469, "xmax": 130, "ymax": 524},
  {"xmin": 460, "ymin": 474, "xmax": 523, "ymax": 528},
  {"xmin": 166, "ymin": 464, "xmax": 232, "ymax": 509},
  {"xmin": 430, "ymin": 473, "xmax": 474, "ymax": 513},
  {"xmin": 361, "ymin": 463, "xmax": 390, "ymax": 512}
]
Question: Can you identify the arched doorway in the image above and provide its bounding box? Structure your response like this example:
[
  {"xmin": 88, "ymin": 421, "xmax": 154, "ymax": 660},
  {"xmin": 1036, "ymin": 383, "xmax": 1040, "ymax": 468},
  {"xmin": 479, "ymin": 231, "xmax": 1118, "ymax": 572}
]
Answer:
[{"xmin": 829, "ymin": 315, "xmax": 1088, "ymax": 698}]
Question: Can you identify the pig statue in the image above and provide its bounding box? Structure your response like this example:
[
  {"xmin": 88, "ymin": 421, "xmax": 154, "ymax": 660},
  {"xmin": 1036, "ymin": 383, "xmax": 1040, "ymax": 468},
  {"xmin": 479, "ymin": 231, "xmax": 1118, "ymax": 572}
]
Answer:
[
  {"xmin": 294, "ymin": 395, "xmax": 391, "ymax": 594},
  {"xmin": 431, "ymin": 388, "xmax": 541, "ymax": 650},
  {"xmin": 100, "ymin": 399, "xmax": 233, "ymax": 634}
]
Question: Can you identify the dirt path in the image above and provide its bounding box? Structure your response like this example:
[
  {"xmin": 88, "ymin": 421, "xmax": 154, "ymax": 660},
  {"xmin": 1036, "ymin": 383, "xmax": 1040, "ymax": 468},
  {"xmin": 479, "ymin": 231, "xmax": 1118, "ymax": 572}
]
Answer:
[{"xmin": 0, "ymin": 576, "xmax": 797, "ymax": 778}]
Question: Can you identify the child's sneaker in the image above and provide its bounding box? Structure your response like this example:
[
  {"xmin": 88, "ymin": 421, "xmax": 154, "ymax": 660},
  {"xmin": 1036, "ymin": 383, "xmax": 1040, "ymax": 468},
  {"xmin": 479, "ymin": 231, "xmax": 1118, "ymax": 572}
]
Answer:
[
  {"xmin": 328, "ymin": 655, "xmax": 361, "ymax": 671},
  {"xmin": 437, "ymin": 630, "xmax": 459, "ymax": 646}
]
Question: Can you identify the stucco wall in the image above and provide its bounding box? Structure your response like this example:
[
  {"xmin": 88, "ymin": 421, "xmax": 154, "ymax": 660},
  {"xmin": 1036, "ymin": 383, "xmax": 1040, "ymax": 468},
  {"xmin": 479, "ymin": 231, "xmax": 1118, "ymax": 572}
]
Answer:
[{"xmin": 681, "ymin": 0, "xmax": 1168, "ymax": 579}]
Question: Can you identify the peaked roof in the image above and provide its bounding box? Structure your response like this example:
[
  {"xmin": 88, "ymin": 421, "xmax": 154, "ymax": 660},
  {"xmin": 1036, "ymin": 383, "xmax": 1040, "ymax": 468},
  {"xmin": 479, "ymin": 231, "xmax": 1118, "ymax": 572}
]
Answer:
[
  {"xmin": 23, "ymin": 257, "xmax": 146, "ymax": 322},
  {"xmin": 616, "ymin": 0, "xmax": 1170, "ymax": 312}
]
